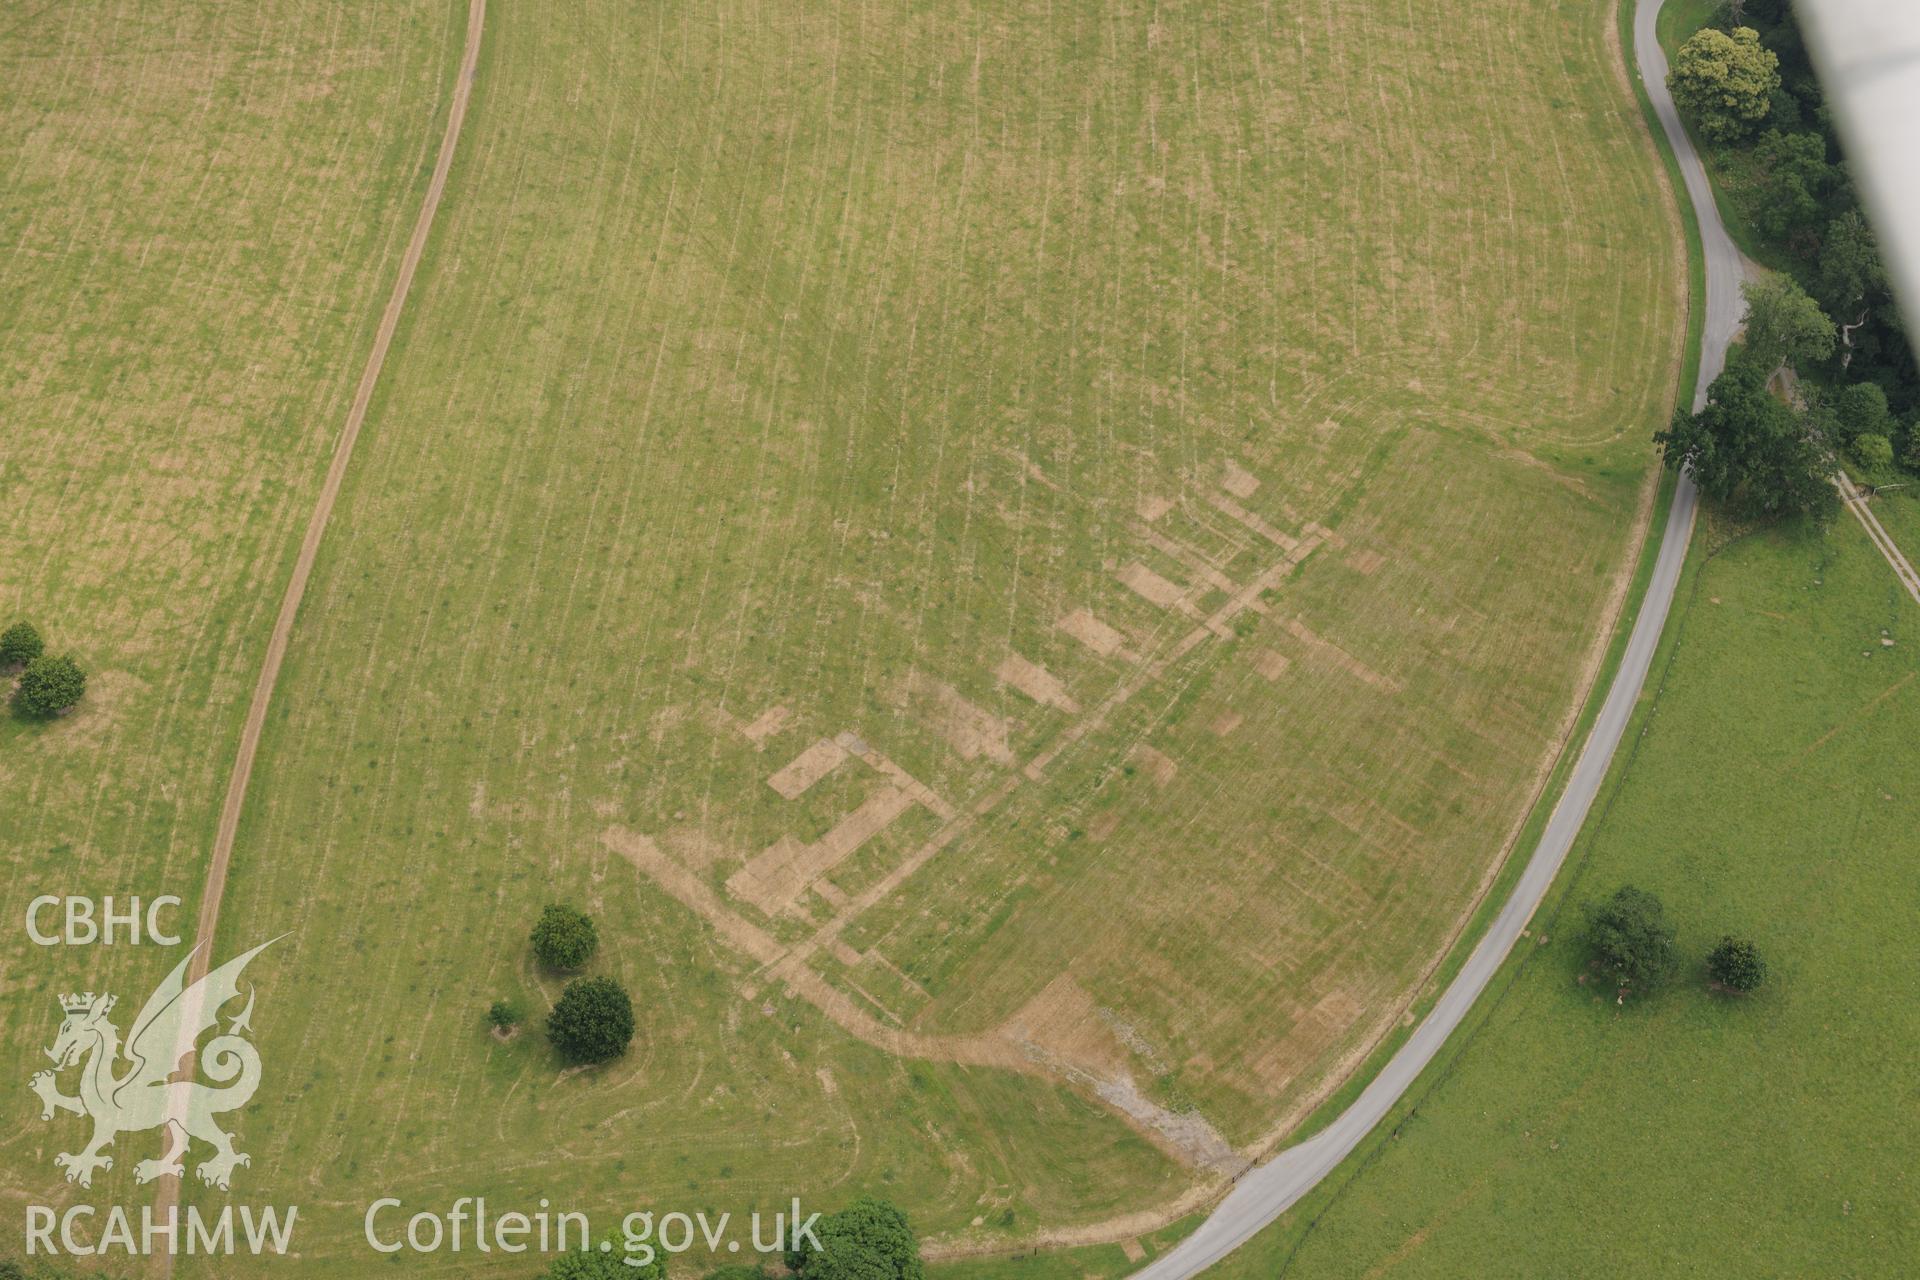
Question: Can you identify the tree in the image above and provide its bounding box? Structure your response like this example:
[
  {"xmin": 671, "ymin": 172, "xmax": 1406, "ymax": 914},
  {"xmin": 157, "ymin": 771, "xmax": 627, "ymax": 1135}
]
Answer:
[
  {"xmin": 790, "ymin": 1196, "xmax": 924, "ymax": 1280},
  {"xmin": 531, "ymin": 903, "xmax": 599, "ymax": 971},
  {"xmin": 546, "ymin": 976, "xmax": 634, "ymax": 1064},
  {"xmin": 1707, "ymin": 936, "xmax": 1767, "ymax": 992},
  {"xmin": 1854, "ymin": 433, "xmax": 1893, "ymax": 471},
  {"xmin": 1817, "ymin": 212, "xmax": 1888, "ymax": 323},
  {"xmin": 0, "ymin": 620, "xmax": 42, "ymax": 669},
  {"xmin": 703, "ymin": 1268, "xmax": 768, "ymax": 1280},
  {"xmin": 1832, "ymin": 382, "xmax": 1892, "ymax": 448},
  {"xmin": 1765, "ymin": 83, "xmax": 1802, "ymax": 130},
  {"xmin": 1819, "ymin": 213, "xmax": 1893, "ymax": 370},
  {"xmin": 1655, "ymin": 361, "xmax": 1835, "ymax": 519},
  {"xmin": 1583, "ymin": 885, "xmax": 1676, "ymax": 994},
  {"xmin": 1749, "ymin": 129, "xmax": 1830, "ymax": 245},
  {"xmin": 1739, "ymin": 274, "xmax": 1835, "ymax": 375},
  {"xmin": 13, "ymin": 654, "xmax": 86, "ymax": 718},
  {"xmin": 1669, "ymin": 27, "xmax": 1780, "ymax": 143},
  {"xmin": 486, "ymin": 999, "xmax": 522, "ymax": 1032}
]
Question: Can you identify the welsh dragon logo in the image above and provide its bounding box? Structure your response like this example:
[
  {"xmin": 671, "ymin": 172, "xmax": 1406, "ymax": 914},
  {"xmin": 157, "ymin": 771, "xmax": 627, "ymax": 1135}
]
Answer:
[{"xmin": 30, "ymin": 938, "xmax": 279, "ymax": 1191}]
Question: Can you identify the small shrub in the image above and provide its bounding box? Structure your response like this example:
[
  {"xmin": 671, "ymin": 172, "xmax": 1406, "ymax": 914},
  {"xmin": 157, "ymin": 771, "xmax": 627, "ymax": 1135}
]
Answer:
[
  {"xmin": 1834, "ymin": 382, "xmax": 1893, "ymax": 446},
  {"xmin": 0, "ymin": 620, "xmax": 43, "ymax": 669},
  {"xmin": 531, "ymin": 903, "xmax": 599, "ymax": 971},
  {"xmin": 1707, "ymin": 936, "xmax": 1767, "ymax": 993},
  {"xmin": 487, "ymin": 999, "xmax": 522, "ymax": 1031},
  {"xmin": 1853, "ymin": 432, "xmax": 1893, "ymax": 472}
]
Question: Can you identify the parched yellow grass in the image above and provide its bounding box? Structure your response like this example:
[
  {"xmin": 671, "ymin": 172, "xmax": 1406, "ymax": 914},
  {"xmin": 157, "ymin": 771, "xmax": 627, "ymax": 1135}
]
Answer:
[
  {"xmin": 3, "ymin": 0, "xmax": 1681, "ymax": 1267},
  {"xmin": 0, "ymin": 0, "xmax": 456, "ymax": 1203}
]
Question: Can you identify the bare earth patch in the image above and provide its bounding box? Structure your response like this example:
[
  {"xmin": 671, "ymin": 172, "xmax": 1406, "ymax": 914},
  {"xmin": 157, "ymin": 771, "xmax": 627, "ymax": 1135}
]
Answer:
[
  {"xmin": 901, "ymin": 672, "xmax": 1016, "ymax": 766},
  {"xmin": 1220, "ymin": 460, "xmax": 1261, "ymax": 499},
  {"xmin": 1279, "ymin": 617, "xmax": 1403, "ymax": 693},
  {"xmin": 1132, "ymin": 745, "xmax": 1179, "ymax": 787},
  {"xmin": 1252, "ymin": 648, "xmax": 1292, "ymax": 681},
  {"xmin": 741, "ymin": 704, "xmax": 792, "ymax": 748},
  {"xmin": 728, "ymin": 785, "xmax": 917, "ymax": 915},
  {"xmin": 1057, "ymin": 608, "xmax": 1137, "ymax": 660},
  {"xmin": 996, "ymin": 653, "xmax": 1081, "ymax": 713},
  {"xmin": 1137, "ymin": 495, "xmax": 1175, "ymax": 522},
  {"xmin": 1207, "ymin": 491, "xmax": 1298, "ymax": 552},
  {"xmin": 1117, "ymin": 561, "xmax": 1188, "ymax": 610},
  {"xmin": 767, "ymin": 737, "xmax": 850, "ymax": 799}
]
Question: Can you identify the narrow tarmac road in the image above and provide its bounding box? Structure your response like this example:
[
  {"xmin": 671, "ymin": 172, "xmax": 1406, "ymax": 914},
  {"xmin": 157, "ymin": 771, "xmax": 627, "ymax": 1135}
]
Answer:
[{"xmin": 1132, "ymin": 3, "xmax": 1728, "ymax": 1274}]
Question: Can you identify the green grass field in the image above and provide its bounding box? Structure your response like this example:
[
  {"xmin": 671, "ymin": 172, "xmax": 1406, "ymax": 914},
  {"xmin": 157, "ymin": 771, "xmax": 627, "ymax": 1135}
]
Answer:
[
  {"xmin": 5, "ymin": 0, "xmax": 1690, "ymax": 1271},
  {"xmin": 1204, "ymin": 510, "xmax": 1920, "ymax": 1277},
  {"xmin": 1863, "ymin": 486, "xmax": 1920, "ymax": 550}
]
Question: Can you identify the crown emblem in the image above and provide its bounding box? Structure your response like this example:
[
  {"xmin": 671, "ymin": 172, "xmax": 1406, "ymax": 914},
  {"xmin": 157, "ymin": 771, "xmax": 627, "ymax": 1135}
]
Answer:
[{"xmin": 60, "ymin": 992, "xmax": 112, "ymax": 1015}]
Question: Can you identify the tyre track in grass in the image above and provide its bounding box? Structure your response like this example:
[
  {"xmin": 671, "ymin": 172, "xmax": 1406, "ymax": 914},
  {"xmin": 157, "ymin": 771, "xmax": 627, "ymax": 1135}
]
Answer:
[
  {"xmin": 1839, "ymin": 479, "xmax": 1920, "ymax": 606},
  {"xmin": 150, "ymin": 0, "xmax": 487, "ymax": 1258}
]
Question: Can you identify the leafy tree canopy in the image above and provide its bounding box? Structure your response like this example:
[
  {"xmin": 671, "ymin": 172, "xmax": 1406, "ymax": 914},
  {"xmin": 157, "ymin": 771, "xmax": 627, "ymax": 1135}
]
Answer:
[
  {"xmin": 1707, "ymin": 936, "xmax": 1768, "ymax": 993},
  {"xmin": 1853, "ymin": 433, "xmax": 1893, "ymax": 471},
  {"xmin": 1669, "ymin": 26, "xmax": 1780, "ymax": 143},
  {"xmin": 1739, "ymin": 274, "xmax": 1835, "ymax": 375},
  {"xmin": 1656, "ymin": 360, "xmax": 1835, "ymax": 519},
  {"xmin": 790, "ymin": 1197, "xmax": 924, "ymax": 1280},
  {"xmin": 1832, "ymin": 382, "xmax": 1892, "ymax": 446},
  {"xmin": 1816, "ymin": 211, "xmax": 1889, "ymax": 321},
  {"xmin": 13, "ymin": 654, "xmax": 86, "ymax": 719},
  {"xmin": 1749, "ymin": 129, "xmax": 1831, "ymax": 244},
  {"xmin": 547, "ymin": 976, "xmax": 634, "ymax": 1064},
  {"xmin": 541, "ymin": 1243, "xmax": 664, "ymax": 1279},
  {"xmin": 531, "ymin": 903, "xmax": 600, "ymax": 972},
  {"xmin": 1584, "ymin": 885, "xmax": 1677, "ymax": 992},
  {"xmin": 0, "ymin": 620, "xmax": 42, "ymax": 668}
]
